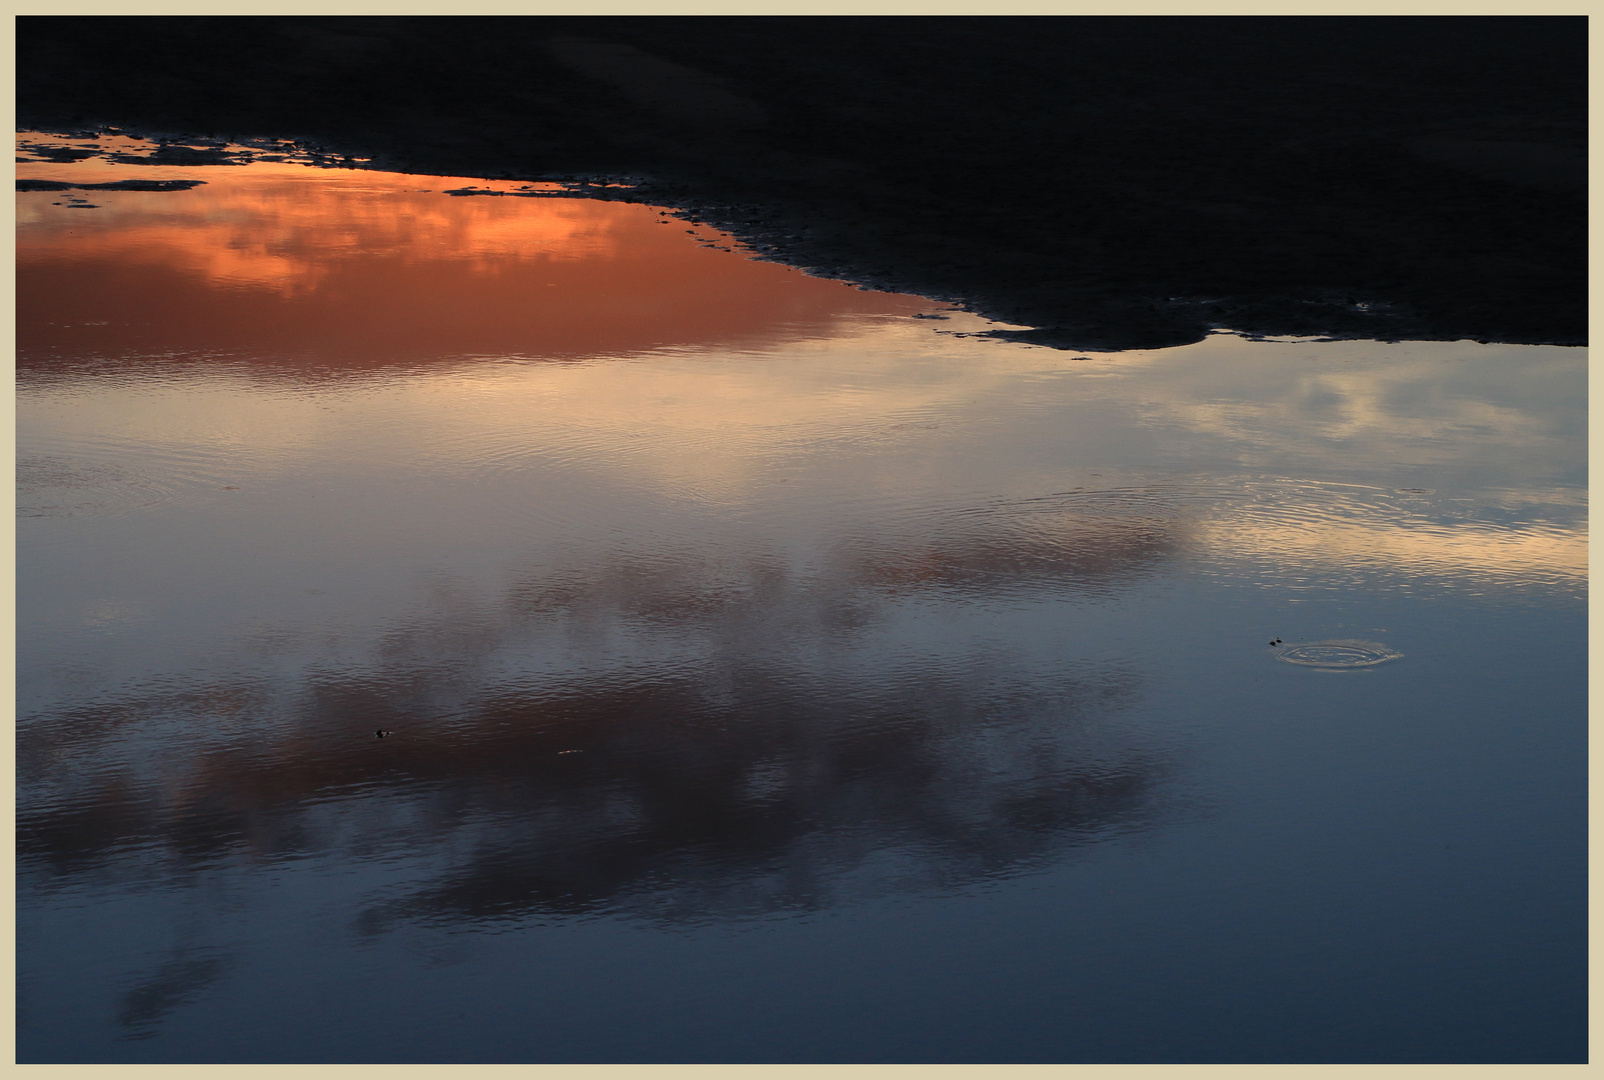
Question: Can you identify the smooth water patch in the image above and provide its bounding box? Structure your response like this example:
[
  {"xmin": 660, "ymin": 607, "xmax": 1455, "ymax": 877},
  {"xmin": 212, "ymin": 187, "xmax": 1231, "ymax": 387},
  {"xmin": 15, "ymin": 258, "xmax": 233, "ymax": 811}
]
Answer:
[{"xmin": 16, "ymin": 131, "xmax": 1586, "ymax": 1063}]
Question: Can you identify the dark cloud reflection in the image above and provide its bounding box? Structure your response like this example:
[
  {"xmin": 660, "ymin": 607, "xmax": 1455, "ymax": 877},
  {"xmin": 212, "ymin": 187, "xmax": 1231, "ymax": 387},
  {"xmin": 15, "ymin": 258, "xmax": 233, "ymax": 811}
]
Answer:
[
  {"xmin": 22, "ymin": 661, "xmax": 1167, "ymax": 931},
  {"xmin": 117, "ymin": 951, "xmax": 233, "ymax": 1040},
  {"xmin": 20, "ymin": 498, "xmax": 1189, "ymax": 931}
]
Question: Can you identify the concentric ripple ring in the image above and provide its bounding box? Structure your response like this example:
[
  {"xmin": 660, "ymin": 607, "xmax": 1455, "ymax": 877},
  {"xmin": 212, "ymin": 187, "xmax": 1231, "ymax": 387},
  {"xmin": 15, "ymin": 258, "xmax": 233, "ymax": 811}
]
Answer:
[{"xmin": 1275, "ymin": 639, "xmax": 1402, "ymax": 669}]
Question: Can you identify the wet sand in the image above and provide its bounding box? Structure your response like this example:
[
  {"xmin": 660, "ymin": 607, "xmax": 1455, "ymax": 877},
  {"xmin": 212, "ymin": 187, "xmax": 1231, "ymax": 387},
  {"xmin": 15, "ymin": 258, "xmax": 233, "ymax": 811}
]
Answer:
[{"xmin": 17, "ymin": 16, "xmax": 1585, "ymax": 349}]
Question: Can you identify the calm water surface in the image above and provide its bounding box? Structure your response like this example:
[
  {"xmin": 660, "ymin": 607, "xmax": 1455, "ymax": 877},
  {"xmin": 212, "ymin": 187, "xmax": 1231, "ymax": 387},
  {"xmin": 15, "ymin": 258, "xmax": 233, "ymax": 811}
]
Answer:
[{"xmin": 16, "ymin": 134, "xmax": 1587, "ymax": 1063}]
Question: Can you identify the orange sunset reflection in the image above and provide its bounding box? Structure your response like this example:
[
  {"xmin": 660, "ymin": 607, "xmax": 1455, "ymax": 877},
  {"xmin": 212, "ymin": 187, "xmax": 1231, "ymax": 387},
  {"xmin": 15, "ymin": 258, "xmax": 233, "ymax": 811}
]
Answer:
[{"xmin": 17, "ymin": 161, "xmax": 938, "ymax": 372}]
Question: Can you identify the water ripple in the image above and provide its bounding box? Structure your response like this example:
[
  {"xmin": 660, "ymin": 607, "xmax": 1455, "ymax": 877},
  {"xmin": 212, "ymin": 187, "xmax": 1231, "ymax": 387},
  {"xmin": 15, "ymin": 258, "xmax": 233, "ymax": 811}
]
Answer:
[{"xmin": 1275, "ymin": 639, "xmax": 1403, "ymax": 669}]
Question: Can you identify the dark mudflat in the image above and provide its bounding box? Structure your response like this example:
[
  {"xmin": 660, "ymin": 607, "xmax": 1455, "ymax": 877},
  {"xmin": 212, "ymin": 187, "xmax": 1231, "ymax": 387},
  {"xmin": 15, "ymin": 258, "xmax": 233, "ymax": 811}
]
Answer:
[
  {"xmin": 17, "ymin": 177, "xmax": 206, "ymax": 192},
  {"xmin": 18, "ymin": 16, "xmax": 1585, "ymax": 349}
]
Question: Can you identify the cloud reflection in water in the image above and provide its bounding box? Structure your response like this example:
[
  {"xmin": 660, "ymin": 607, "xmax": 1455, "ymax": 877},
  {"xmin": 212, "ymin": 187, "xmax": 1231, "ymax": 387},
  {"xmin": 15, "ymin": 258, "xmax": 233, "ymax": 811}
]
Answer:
[
  {"xmin": 17, "ymin": 133, "xmax": 936, "ymax": 376},
  {"xmin": 20, "ymin": 519, "xmax": 1177, "ymax": 928},
  {"xmin": 16, "ymin": 137, "xmax": 1585, "ymax": 1057}
]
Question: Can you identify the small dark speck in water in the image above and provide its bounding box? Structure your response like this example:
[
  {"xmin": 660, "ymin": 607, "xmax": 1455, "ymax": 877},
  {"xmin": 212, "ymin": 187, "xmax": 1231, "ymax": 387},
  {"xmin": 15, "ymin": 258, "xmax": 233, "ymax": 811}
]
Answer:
[{"xmin": 375, "ymin": 729, "xmax": 393, "ymax": 739}]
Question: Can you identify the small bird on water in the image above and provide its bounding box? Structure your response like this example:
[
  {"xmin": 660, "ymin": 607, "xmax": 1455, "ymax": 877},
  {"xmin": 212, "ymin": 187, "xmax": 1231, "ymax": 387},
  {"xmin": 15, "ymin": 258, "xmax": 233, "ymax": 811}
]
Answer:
[
  {"xmin": 1268, "ymin": 638, "xmax": 1283, "ymax": 646},
  {"xmin": 375, "ymin": 729, "xmax": 393, "ymax": 739}
]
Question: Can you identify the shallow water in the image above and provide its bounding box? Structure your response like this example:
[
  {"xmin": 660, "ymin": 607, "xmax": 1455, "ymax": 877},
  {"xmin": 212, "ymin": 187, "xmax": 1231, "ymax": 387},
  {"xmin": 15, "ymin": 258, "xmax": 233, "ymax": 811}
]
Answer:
[{"xmin": 16, "ymin": 133, "xmax": 1587, "ymax": 1063}]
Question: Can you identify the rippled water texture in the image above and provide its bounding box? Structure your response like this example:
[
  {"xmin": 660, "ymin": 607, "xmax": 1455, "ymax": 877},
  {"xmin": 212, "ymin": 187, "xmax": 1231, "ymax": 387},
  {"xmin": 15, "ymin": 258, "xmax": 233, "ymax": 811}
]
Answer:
[
  {"xmin": 16, "ymin": 133, "xmax": 1587, "ymax": 1063},
  {"xmin": 1275, "ymin": 640, "xmax": 1404, "ymax": 669}
]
